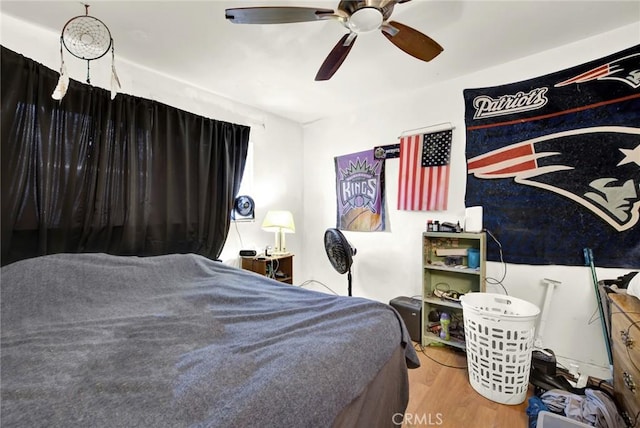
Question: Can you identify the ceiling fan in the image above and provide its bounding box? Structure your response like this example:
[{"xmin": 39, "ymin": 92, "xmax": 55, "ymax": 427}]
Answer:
[{"xmin": 225, "ymin": 0, "xmax": 443, "ymax": 81}]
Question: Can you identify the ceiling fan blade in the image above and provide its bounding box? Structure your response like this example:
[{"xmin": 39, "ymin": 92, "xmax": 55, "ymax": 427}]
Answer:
[
  {"xmin": 315, "ymin": 33, "xmax": 357, "ymax": 81},
  {"xmin": 381, "ymin": 20, "xmax": 443, "ymax": 62},
  {"xmin": 225, "ymin": 7, "xmax": 336, "ymax": 24}
]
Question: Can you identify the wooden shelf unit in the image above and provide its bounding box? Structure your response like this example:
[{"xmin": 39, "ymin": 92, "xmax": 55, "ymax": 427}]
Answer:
[{"xmin": 422, "ymin": 232, "xmax": 486, "ymax": 349}]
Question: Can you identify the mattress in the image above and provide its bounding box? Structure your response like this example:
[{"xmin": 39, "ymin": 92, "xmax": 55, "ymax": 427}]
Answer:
[{"xmin": 1, "ymin": 252, "xmax": 419, "ymax": 427}]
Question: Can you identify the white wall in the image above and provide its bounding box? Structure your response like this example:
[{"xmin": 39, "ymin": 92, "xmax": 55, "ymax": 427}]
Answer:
[
  {"xmin": 0, "ymin": 14, "xmax": 305, "ymax": 274},
  {"xmin": 300, "ymin": 23, "xmax": 640, "ymax": 378}
]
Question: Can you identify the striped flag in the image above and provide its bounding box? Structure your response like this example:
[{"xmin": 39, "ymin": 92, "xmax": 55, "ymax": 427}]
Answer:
[{"xmin": 397, "ymin": 130, "xmax": 452, "ymax": 211}]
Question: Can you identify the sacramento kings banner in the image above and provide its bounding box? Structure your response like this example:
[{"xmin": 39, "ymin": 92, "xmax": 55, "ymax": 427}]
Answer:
[
  {"xmin": 464, "ymin": 44, "xmax": 640, "ymax": 268},
  {"xmin": 334, "ymin": 149, "xmax": 385, "ymax": 232}
]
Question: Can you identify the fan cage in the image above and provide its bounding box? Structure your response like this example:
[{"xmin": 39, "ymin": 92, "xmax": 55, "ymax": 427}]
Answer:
[
  {"xmin": 324, "ymin": 229, "xmax": 352, "ymax": 275},
  {"xmin": 232, "ymin": 195, "xmax": 255, "ymax": 221}
]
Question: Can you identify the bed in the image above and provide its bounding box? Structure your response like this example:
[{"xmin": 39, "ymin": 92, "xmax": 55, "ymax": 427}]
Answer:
[{"xmin": 1, "ymin": 252, "xmax": 419, "ymax": 427}]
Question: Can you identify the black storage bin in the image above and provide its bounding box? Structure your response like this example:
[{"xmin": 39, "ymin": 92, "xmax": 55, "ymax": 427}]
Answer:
[{"xmin": 389, "ymin": 296, "xmax": 422, "ymax": 342}]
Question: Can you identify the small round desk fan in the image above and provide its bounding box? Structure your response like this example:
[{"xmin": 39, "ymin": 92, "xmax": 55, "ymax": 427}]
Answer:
[
  {"xmin": 324, "ymin": 228, "xmax": 357, "ymax": 296},
  {"xmin": 232, "ymin": 195, "xmax": 255, "ymax": 220}
]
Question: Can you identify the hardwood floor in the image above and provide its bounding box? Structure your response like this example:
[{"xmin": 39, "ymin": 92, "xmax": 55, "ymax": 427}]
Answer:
[{"xmin": 404, "ymin": 343, "xmax": 533, "ymax": 428}]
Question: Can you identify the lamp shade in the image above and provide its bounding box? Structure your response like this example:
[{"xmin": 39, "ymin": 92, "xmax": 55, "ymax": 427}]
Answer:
[
  {"xmin": 262, "ymin": 210, "xmax": 295, "ymax": 255},
  {"xmin": 261, "ymin": 210, "xmax": 295, "ymax": 233}
]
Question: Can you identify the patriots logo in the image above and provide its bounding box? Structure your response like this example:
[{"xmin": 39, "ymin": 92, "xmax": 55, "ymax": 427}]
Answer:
[
  {"xmin": 467, "ymin": 126, "xmax": 640, "ymax": 231},
  {"xmin": 555, "ymin": 53, "xmax": 640, "ymax": 89}
]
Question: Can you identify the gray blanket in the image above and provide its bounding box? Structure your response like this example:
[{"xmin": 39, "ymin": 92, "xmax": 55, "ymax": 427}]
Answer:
[{"xmin": 1, "ymin": 253, "xmax": 418, "ymax": 427}]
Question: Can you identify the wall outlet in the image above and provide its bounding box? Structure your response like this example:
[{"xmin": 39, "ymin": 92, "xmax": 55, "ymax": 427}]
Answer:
[{"xmin": 569, "ymin": 363, "xmax": 580, "ymax": 377}]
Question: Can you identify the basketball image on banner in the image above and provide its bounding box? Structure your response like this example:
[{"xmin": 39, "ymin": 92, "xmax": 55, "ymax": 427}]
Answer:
[
  {"xmin": 398, "ymin": 129, "xmax": 452, "ymax": 211},
  {"xmin": 464, "ymin": 44, "xmax": 640, "ymax": 268},
  {"xmin": 334, "ymin": 149, "xmax": 386, "ymax": 232}
]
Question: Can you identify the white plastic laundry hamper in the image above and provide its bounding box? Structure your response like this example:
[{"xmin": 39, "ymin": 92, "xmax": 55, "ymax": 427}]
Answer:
[{"xmin": 460, "ymin": 292, "xmax": 541, "ymax": 405}]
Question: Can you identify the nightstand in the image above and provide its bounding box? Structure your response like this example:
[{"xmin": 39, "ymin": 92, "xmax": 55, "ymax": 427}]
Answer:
[{"xmin": 241, "ymin": 254, "xmax": 293, "ymax": 284}]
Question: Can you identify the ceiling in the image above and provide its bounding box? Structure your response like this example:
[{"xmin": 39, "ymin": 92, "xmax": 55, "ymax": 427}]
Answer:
[{"xmin": 1, "ymin": 1, "xmax": 639, "ymax": 124}]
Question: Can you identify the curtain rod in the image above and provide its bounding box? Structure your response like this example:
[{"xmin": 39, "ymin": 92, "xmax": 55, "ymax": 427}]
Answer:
[{"xmin": 398, "ymin": 122, "xmax": 455, "ymax": 138}]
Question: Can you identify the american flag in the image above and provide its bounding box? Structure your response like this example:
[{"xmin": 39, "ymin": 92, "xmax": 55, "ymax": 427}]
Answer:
[{"xmin": 397, "ymin": 130, "xmax": 452, "ymax": 211}]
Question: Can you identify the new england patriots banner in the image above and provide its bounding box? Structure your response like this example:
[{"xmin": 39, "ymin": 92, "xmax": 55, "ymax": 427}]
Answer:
[
  {"xmin": 464, "ymin": 44, "xmax": 640, "ymax": 268},
  {"xmin": 334, "ymin": 149, "xmax": 385, "ymax": 231}
]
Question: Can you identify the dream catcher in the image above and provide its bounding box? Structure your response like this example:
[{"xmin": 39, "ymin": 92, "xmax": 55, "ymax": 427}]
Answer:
[{"xmin": 52, "ymin": 4, "xmax": 121, "ymax": 100}]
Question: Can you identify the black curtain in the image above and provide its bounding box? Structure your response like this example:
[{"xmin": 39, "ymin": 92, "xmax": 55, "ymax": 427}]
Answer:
[{"xmin": 1, "ymin": 46, "xmax": 250, "ymax": 265}]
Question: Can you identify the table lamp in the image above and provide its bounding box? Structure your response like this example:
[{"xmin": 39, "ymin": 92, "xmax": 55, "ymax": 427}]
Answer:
[{"xmin": 262, "ymin": 210, "xmax": 295, "ymax": 255}]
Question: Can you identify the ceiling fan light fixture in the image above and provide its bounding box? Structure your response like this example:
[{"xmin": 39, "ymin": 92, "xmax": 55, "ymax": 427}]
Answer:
[
  {"xmin": 224, "ymin": 1, "xmax": 443, "ymax": 81},
  {"xmin": 347, "ymin": 7, "xmax": 383, "ymax": 33}
]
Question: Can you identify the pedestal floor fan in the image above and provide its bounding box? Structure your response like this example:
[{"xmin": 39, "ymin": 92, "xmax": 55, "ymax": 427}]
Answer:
[{"xmin": 324, "ymin": 228, "xmax": 357, "ymax": 296}]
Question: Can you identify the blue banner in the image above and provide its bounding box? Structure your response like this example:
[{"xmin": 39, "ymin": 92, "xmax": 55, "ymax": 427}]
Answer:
[{"xmin": 464, "ymin": 44, "xmax": 640, "ymax": 268}]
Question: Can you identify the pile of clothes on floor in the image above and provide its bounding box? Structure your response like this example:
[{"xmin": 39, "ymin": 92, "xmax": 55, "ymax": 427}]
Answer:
[
  {"xmin": 526, "ymin": 388, "xmax": 625, "ymax": 428},
  {"xmin": 526, "ymin": 272, "xmax": 639, "ymax": 428}
]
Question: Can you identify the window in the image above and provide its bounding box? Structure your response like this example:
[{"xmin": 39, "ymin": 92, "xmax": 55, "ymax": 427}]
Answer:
[
  {"xmin": 231, "ymin": 141, "xmax": 255, "ymax": 222},
  {"xmin": 237, "ymin": 141, "xmax": 254, "ymax": 197}
]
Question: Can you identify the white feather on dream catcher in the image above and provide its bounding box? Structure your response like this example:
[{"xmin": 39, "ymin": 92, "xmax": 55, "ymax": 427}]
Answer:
[{"xmin": 52, "ymin": 4, "xmax": 121, "ymax": 100}]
